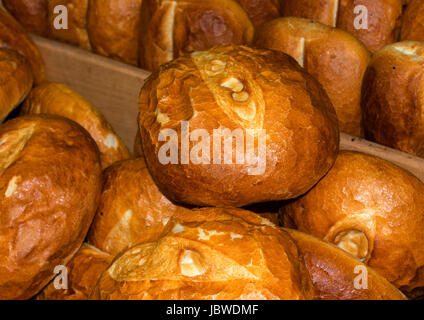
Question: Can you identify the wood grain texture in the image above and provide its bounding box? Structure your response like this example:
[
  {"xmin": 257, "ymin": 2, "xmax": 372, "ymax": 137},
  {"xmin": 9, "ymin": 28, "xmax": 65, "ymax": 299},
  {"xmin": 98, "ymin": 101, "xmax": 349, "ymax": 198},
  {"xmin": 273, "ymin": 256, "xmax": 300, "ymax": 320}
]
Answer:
[
  {"xmin": 32, "ymin": 35, "xmax": 148, "ymax": 148},
  {"xmin": 340, "ymin": 133, "xmax": 424, "ymax": 182},
  {"xmin": 32, "ymin": 36, "xmax": 424, "ymax": 182}
]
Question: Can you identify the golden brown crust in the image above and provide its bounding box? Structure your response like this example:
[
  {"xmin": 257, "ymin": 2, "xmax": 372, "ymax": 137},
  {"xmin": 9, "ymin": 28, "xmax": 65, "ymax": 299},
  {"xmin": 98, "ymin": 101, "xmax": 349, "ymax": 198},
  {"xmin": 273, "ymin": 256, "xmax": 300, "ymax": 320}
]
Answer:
[
  {"xmin": 139, "ymin": 0, "xmax": 254, "ymax": 71},
  {"xmin": 87, "ymin": 0, "xmax": 142, "ymax": 66},
  {"xmin": 234, "ymin": 0, "xmax": 280, "ymax": 27},
  {"xmin": 133, "ymin": 129, "xmax": 144, "ymax": 158},
  {"xmin": 280, "ymin": 0, "xmax": 339, "ymax": 27},
  {"xmin": 280, "ymin": 0, "xmax": 403, "ymax": 53},
  {"xmin": 400, "ymin": 0, "xmax": 424, "ymax": 42},
  {"xmin": 0, "ymin": 7, "xmax": 45, "ymax": 84},
  {"xmin": 0, "ymin": 48, "xmax": 33, "ymax": 122},
  {"xmin": 362, "ymin": 41, "xmax": 424, "ymax": 157},
  {"xmin": 47, "ymin": 0, "xmax": 91, "ymax": 50},
  {"xmin": 401, "ymin": 0, "xmax": 424, "ymax": 42},
  {"xmin": 255, "ymin": 17, "xmax": 370, "ymax": 137},
  {"xmin": 286, "ymin": 229, "xmax": 406, "ymax": 300},
  {"xmin": 336, "ymin": 0, "xmax": 402, "ymax": 53},
  {"xmin": 280, "ymin": 151, "xmax": 424, "ymax": 292},
  {"xmin": 2, "ymin": 0, "xmax": 50, "ymax": 36},
  {"xmin": 258, "ymin": 213, "xmax": 280, "ymax": 226},
  {"xmin": 138, "ymin": 45, "xmax": 339, "ymax": 207},
  {"xmin": 92, "ymin": 207, "xmax": 314, "ymax": 300},
  {"xmin": 37, "ymin": 244, "xmax": 113, "ymax": 300},
  {"xmin": 88, "ymin": 158, "xmax": 185, "ymax": 256},
  {"xmin": 0, "ymin": 115, "xmax": 102, "ymax": 299},
  {"xmin": 20, "ymin": 82, "xmax": 130, "ymax": 169}
]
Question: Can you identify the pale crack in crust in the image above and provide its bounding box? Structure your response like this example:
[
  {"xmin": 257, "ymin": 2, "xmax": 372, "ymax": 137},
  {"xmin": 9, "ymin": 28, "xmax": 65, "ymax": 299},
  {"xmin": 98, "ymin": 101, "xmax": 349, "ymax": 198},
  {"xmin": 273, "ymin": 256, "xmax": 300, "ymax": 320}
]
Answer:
[
  {"xmin": 190, "ymin": 50, "xmax": 265, "ymax": 132},
  {"xmin": 0, "ymin": 124, "xmax": 35, "ymax": 177}
]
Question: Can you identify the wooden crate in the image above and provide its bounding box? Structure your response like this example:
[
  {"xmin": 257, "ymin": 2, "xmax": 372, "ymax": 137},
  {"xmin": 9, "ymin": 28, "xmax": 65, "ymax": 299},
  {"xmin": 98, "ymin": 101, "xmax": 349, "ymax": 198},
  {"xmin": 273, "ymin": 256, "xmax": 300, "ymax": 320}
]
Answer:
[{"xmin": 32, "ymin": 35, "xmax": 424, "ymax": 183}]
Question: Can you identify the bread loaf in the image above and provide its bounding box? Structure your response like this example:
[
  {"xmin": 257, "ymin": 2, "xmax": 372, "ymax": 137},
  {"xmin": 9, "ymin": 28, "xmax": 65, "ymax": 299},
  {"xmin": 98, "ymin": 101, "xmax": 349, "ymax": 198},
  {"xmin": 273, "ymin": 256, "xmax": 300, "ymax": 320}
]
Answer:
[
  {"xmin": 87, "ymin": 0, "xmax": 142, "ymax": 65},
  {"xmin": 400, "ymin": 0, "xmax": 424, "ymax": 42},
  {"xmin": 0, "ymin": 48, "xmax": 33, "ymax": 122},
  {"xmin": 21, "ymin": 82, "xmax": 131, "ymax": 168},
  {"xmin": 88, "ymin": 158, "xmax": 185, "ymax": 255},
  {"xmin": 280, "ymin": 0, "xmax": 403, "ymax": 53},
  {"xmin": 0, "ymin": 115, "xmax": 102, "ymax": 299},
  {"xmin": 47, "ymin": 0, "xmax": 91, "ymax": 50},
  {"xmin": 37, "ymin": 244, "xmax": 113, "ymax": 300},
  {"xmin": 2, "ymin": 0, "xmax": 49, "ymax": 36},
  {"xmin": 286, "ymin": 229, "xmax": 407, "ymax": 300},
  {"xmin": 234, "ymin": 0, "xmax": 280, "ymax": 27},
  {"xmin": 255, "ymin": 17, "xmax": 371, "ymax": 137},
  {"xmin": 0, "ymin": 7, "xmax": 45, "ymax": 83},
  {"xmin": 362, "ymin": 41, "xmax": 424, "ymax": 157},
  {"xmin": 280, "ymin": 0, "xmax": 339, "ymax": 27},
  {"xmin": 336, "ymin": 0, "xmax": 403, "ymax": 53},
  {"xmin": 92, "ymin": 207, "xmax": 314, "ymax": 300},
  {"xmin": 280, "ymin": 151, "xmax": 424, "ymax": 294},
  {"xmin": 138, "ymin": 45, "xmax": 339, "ymax": 207},
  {"xmin": 139, "ymin": 0, "xmax": 254, "ymax": 70}
]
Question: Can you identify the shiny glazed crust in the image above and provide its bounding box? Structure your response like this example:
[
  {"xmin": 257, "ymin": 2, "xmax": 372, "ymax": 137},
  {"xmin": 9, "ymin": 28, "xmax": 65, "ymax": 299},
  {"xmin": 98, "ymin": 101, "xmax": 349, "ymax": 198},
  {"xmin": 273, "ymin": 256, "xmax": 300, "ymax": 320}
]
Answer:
[
  {"xmin": 92, "ymin": 208, "xmax": 314, "ymax": 300},
  {"xmin": 362, "ymin": 41, "xmax": 424, "ymax": 157},
  {"xmin": 255, "ymin": 17, "xmax": 370, "ymax": 137},
  {"xmin": 88, "ymin": 158, "xmax": 185, "ymax": 255},
  {"xmin": 281, "ymin": 151, "xmax": 424, "ymax": 292},
  {"xmin": 87, "ymin": 0, "xmax": 142, "ymax": 65},
  {"xmin": 0, "ymin": 115, "xmax": 102, "ymax": 299},
  {"xmin": 139, "ymin": 0, "xmax": 255, "ymax": 70},
  {"xmin": 138, "ymin": 45, "xmax": 339, "ymax": 207},
  {"xmin": 37, "ymin": 244, "xmax": 113, "ymax": 300},
  {"xmin": 0, "ymin": 7, "xmax": 45, "ymax": 84},
  {"xmin": 21, "ymin": 82, "xmax": 130, "ymax": 168},
  {"xmin": 0, "ymin": 48, "xmax": 33, "ymax": 122},
  {"xmin": 286, "ymin": 229, "xmax": 406, "ymax": 300}
]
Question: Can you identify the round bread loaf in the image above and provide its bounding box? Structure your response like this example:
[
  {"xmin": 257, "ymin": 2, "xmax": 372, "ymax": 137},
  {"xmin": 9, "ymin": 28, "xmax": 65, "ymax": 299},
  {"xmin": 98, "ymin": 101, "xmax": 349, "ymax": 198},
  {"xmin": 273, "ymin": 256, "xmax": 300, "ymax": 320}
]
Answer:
[
  {"xmin": 0, "ymin": 115, "xmax": 102, "ymax": 299},
  {"xmin": 280, "ymin": 151, "xmax": 424, "ymax": 294},
  {"xmin": 21, "ymin": 82, "xmax": 131, "ymax": 169},
  {"xmin": 88, "ymin": 158, "xmax": 185, "ymax": 256},
  {"xmin": 280, "ymin": 0, "xmax": 403, "ymax": 53},
  {"xmin": 255, "ymin": 17, "xmax": 371, "ymax": 137},
  {"xmin": 336, "ymin": 0, "xmax": 402, "ymax": 53},
  {"xmin": 362, "ymin": 41, "xmax": 424, "ymax": 157},
  {"xmin": 401, "ymin": 0, "xmax": 424, "ymax": 42},
  {"xmin": 37, "ymin": 244, "xmax": 113, "ymax": 300},
  {"xmin": 47, "ymin": 0, "xmax": 91, "ymax": 50},
  {"xmin": 285, "ymin": 229, "xmax": 407, "ymax": 300},
  {"xmin": 0, "ymin": 7, "xmax": 45, "ymax": 84},
  {"xmin": 138, "ymin": 45, "xmax": 339, "ymax": 207},
  {"xmin": 139, "ymin": 0, "xmax": 254, "ymax": 71},
  {"xmin": 87, "ymin": 0, "xmax": 142, "ymax": 66},
  {"xmin": 2, "ymin": 0, "xmax": 49, "ymax": 36},
  {"xmin": 92, "ymin": 207, "xmax": 314, "ymax": 300},
  {"xmin": 0, "ymin": 48, "xmax": 33, "ymax": 122},
  {"xmin": 234, "ymin": 0, "xmax": 280, "ymax": 27}
]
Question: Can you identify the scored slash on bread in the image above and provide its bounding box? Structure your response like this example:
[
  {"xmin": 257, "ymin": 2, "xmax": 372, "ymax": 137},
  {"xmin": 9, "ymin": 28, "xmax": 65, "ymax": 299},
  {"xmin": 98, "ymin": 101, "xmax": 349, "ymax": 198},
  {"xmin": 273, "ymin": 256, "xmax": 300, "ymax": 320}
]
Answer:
[
  {"xmin": 138, "ymin": 45, "xmax": 339, "ymax": 207},
  {"xmin": 92, "ymin": 208, "xmax": 315, "ymax": 300},
  {"xmin": 281, "ymin": 151, "xmax": 424, "ymax": 296}
]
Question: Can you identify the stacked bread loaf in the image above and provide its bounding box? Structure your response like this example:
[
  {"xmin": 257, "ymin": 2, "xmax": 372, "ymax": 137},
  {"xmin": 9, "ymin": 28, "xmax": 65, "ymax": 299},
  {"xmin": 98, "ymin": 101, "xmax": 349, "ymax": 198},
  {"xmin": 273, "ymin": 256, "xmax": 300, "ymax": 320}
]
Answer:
[
  {"xmin": 0, "ymin": 0, "xmax": 418, "ymax": 70},
  {"xmin": 1, "ymin": 0, "xmax": 424, "ymax": 302}
]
